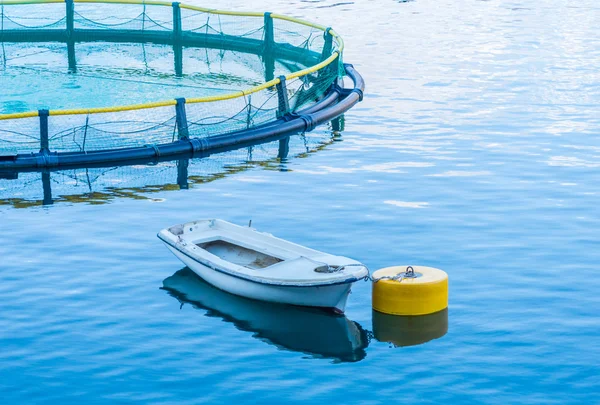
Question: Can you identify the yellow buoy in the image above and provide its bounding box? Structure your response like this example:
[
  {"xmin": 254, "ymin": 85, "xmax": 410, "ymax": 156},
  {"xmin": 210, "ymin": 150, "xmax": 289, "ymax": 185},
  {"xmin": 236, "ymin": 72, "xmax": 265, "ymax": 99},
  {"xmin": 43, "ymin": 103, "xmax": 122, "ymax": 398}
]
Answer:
[{"xmin": 372, "ymin": 265, "xmax": 448, "ymax": 316}]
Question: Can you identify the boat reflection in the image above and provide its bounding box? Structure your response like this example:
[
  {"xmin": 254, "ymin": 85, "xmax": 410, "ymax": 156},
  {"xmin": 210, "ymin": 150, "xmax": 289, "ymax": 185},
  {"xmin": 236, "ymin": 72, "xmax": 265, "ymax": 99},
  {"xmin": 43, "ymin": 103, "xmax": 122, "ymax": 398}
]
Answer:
[
  {"xmin": 372, "ymin": 308, "xmax": 448, "ymax": 347},
  {"xmin": 162, "ymin": 267, "xmax": 368, "ymax": 363}
]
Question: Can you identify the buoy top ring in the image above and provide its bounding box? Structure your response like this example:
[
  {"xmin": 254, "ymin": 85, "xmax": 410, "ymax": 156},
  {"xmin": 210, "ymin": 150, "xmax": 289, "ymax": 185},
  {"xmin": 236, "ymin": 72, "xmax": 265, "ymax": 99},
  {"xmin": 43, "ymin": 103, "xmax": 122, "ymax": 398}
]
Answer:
[{"xmin": 373, "ymin": 266, "xmax": 446, "ymax": 284}]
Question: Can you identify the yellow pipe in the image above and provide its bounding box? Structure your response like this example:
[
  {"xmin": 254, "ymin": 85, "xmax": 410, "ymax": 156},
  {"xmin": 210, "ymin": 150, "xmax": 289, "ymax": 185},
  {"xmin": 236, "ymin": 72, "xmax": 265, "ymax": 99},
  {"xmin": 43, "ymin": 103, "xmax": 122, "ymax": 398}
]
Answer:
[
  {"xmin": 270, "ymin": 13, "xmax": 327, "ymax": 31},
  {"xmin": 49, "ymin": 100, "xmax": 177, "ymax": 116},
  {"xmin": 286, "ymin": 51, "xmax": 339, "ymax": 80},
  {"xmin": 0, "ymin": 111, "xmax": 40, "ymax": 120},
  {"xmin": 329, "ymin": 28, "xmax": 345, "ymax": 53},
  {"xmin": 187, "ymin": 51, "xmax": 339, "ymax": 104},
  {"xmin": 179, "ymin": 4, "xmax": 264, "ymax": 18}
]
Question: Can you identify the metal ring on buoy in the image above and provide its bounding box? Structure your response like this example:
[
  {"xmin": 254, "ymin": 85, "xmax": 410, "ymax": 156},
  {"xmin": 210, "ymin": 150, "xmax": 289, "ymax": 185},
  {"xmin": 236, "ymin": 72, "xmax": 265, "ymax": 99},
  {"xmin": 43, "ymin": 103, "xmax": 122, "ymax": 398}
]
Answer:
[{"xmin": 372, "ymin": 266, "xmax": 448, "ymax": 316}]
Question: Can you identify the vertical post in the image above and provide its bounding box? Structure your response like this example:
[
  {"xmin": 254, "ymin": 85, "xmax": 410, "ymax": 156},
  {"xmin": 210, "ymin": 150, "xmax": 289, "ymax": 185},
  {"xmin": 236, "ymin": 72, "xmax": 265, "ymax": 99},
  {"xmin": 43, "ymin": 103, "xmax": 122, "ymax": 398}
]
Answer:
[
  {"xmin": 172, "ymin": 2, "xmax": 183, "ymax": 77},
  {"xmin": 321, "ymin": 28, "xmax": 333, "ymax": 61},
  {"xmin": 263, "ymin": 12, "xmax": 275, "ymax": 82},
  {"xmin": 275, "ymin": 75, "xmax": 289, "ymax": 118},
  {"xmin": 39, "ymin": 109, "xmax": 50, "ymax": 152},
  {"xmin": 278, "ymin": 137, "xmax": 290, "ymax": 160},
  {"xmin": 65, "ymin": 0, "xmax": 74, "ymax": 37},
  {"xmin": 246, "ymin": 95, "xmax": 252, "ymax": 129},
  {"xmin": 67, "ymin": 40, "xmax": 76, "ymax": 72},
  {"xmin": 331, "ymin": 115, "xmax": 344, "ymax": 132},
  {"xmin": 176, "ymin": 158, "xmax": 189, "ymax": 189},
  {"xmin": 175, "ymin": 98, "xmax": 189, "ymax": 139},
  {"xmin": 42, "ymin": 171, "xmax": 53, "ymax": 205},
  {"xmin": 1, "ymin": 5, "xmax": 4, "ymax": 68},
  {"xmin": 319, "ymin": 27, "xmax": 335, "ymax": 81},
  {"xmin": 172, "ymin": 2, "xmax": 182, "ymax": 39},
  {"xmin": 65, "ymin": 0, "xmax": 76, "ymax": 72}
]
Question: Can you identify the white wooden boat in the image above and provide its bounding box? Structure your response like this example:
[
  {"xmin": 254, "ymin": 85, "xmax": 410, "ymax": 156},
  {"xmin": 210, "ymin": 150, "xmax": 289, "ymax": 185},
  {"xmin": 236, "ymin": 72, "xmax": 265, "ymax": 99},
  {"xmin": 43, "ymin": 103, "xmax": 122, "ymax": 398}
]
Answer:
[{"xmin": 157, "ymin": 219, "xmax": 368, "ymax": 313}]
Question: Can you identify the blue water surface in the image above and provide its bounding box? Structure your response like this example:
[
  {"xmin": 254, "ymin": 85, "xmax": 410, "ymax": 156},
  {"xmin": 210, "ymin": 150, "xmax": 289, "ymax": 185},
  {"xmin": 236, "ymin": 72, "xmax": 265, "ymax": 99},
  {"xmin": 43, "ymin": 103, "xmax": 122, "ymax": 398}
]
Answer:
[{"xmin": 1, "ymin": 0, "xmax": 600, "ymax": 403}]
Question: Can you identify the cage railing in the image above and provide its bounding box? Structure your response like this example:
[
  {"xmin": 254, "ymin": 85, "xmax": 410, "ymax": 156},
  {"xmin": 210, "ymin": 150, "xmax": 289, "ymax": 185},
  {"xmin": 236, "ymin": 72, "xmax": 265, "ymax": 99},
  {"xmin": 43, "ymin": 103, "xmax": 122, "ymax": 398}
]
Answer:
[
  {"xmin": 0, "ymin": 0, "xmax": 344, "ymax": 123},
  {"xmin": 0, "ymin": 0, "xmax": 363, "ymax": 169}
]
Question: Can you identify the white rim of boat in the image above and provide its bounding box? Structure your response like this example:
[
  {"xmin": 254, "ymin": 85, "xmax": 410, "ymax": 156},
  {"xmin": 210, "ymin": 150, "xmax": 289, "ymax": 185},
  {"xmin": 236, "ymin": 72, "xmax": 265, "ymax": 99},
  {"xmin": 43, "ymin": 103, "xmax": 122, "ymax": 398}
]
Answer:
[{"xmin": 157, "ymin": 232, "xmax": 368, "ymax": 287}]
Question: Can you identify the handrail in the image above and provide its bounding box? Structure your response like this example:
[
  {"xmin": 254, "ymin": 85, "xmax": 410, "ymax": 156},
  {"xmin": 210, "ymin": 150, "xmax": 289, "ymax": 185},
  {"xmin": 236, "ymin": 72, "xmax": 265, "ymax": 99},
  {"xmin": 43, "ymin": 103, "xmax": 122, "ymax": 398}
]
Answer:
[{"xmin": 0, "ymin": 0, "xmax": 343, "ymax": 120}]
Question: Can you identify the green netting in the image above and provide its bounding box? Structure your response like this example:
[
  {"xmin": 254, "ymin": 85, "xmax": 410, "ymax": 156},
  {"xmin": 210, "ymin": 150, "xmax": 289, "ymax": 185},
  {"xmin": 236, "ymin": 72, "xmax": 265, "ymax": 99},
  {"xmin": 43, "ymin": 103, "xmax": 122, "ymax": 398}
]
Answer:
[
  {"xmin": 0, "ymin": 1, "xmax": 343, "ymax": 156},
  {"xmin": 0, "ymin": 129, "xmax": 339, "ymax": 208}
]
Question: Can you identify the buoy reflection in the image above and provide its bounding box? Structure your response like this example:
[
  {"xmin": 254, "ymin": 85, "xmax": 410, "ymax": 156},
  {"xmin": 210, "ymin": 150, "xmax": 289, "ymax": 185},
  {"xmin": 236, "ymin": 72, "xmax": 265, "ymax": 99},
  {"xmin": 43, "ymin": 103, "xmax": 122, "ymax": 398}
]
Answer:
[
  {"xmin": 162, "ymin": 268, "xmax": 369, "ymax": 362},
  {"xmin": 372, "ymin": 308, "xmax": 448, "ymax": 347}
]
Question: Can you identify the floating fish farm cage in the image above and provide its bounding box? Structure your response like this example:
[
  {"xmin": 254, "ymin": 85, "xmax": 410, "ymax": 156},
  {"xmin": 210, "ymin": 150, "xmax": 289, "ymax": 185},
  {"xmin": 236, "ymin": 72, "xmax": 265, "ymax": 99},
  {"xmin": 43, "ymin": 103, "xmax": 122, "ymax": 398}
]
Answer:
[{"xmin": 0, "ymin": 0, "xmax": 364, "ymax": 170}]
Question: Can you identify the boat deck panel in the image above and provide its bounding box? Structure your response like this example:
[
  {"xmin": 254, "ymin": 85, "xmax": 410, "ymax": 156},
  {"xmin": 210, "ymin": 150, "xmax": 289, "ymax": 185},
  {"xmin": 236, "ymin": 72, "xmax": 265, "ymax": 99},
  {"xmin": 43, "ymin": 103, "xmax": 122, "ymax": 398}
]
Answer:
[{"xmin": 197, "ymin": 240, "xmax": 283, "ymax": 270}]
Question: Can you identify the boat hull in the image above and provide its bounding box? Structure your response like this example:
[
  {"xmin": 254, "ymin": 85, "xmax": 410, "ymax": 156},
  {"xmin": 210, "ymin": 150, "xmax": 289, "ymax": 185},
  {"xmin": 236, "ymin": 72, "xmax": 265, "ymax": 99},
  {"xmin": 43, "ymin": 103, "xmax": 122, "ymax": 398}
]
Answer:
[{"xmin": 166, "ymin": 245, "xmax": 353, "ymax": 313}]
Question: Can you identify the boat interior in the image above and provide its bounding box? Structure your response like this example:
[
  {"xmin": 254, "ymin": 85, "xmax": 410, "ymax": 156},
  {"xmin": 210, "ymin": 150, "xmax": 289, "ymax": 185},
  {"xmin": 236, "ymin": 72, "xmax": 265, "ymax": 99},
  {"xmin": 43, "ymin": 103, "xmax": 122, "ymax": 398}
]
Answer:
[{"xmin": 197, "ymin": 239, "xmax": 284, "ymax": 270}]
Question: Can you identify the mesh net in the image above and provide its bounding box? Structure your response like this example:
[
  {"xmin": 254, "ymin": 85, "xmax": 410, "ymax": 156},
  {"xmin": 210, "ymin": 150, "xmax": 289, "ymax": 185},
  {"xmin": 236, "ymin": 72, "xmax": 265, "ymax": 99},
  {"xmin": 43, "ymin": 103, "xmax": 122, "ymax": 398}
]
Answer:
[
  {"xmin": 0, "ymin": 128, "xmax": 339, "ymax": 208},
  {"xmin": 0, "ymin": 1, "xmax": 343, "ymax": 156}
]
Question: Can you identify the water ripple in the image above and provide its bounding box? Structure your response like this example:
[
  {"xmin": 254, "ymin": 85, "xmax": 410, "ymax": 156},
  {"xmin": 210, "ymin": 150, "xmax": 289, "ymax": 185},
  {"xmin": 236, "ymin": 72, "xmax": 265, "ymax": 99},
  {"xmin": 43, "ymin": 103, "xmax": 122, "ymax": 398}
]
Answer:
[{"xmin": 2, "ymin": 0, "xmax": 600, "ymax": 404}]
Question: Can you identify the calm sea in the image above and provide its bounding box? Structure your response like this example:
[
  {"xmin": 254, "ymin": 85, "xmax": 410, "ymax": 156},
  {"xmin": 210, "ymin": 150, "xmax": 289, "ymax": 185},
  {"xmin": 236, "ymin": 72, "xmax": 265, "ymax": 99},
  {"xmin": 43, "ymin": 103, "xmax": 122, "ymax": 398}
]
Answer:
[{"xmin": 1, "ymin": 0, "xmax": 599, "ymax": 403}]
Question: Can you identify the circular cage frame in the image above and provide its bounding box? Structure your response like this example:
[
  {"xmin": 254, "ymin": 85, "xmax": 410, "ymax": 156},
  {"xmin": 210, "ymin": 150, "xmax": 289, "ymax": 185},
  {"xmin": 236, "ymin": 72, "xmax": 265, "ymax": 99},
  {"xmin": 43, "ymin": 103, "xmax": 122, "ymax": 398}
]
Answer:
[{"xmin": 0, "ymin": 0, "xmax": 364, "ymax": 170}]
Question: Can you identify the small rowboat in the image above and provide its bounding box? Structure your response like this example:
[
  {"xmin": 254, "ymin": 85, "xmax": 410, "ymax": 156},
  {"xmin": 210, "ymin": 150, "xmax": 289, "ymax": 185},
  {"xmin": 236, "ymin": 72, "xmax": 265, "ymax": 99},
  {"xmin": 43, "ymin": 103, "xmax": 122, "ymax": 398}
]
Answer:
[{"xmin": 157, "ymin": 219, "xmax": 368, "ymax": 313}]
